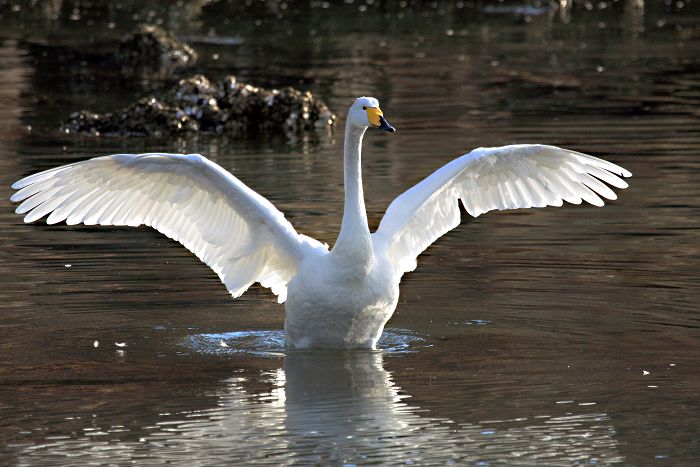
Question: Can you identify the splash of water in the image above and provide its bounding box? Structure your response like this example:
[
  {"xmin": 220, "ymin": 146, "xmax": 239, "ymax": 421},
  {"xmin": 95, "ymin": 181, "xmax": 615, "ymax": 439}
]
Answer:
[{"xmin": 183, "ymin": 328, "xmax": 430, "ymax": 357}]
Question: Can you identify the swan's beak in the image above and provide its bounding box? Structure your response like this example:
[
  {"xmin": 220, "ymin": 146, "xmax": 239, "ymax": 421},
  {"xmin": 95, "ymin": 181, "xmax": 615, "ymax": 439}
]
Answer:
[{"xmin": 367, "ymin": 107, "xmax": 396, "ymax": 132}]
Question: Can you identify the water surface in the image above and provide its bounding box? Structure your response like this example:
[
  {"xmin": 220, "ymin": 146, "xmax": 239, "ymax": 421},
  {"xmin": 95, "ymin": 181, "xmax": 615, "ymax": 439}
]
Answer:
[{"xmin": 1, "ymin": 1, "xmax": 700, "ymax": 465}]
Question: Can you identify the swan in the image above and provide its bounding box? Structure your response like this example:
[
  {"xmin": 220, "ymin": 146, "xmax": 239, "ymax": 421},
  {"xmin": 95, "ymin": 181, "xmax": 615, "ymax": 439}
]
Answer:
[{"xmin": 10, "ymin": 96, "xmax": 631, "ymax": 349}]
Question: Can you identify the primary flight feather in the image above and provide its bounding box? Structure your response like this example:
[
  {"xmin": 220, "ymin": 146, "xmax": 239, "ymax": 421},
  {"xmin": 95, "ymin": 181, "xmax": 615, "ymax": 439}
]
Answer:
[{"xmin": 11, "ymin": 97, "xmax": 631, "ymax": 349}]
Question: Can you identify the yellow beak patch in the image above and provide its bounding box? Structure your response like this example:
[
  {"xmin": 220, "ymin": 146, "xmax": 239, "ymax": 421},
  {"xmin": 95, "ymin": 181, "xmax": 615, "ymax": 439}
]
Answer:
[{"xmin": 366, "ymin": 107, "xmax": 384, "ymax": 127}]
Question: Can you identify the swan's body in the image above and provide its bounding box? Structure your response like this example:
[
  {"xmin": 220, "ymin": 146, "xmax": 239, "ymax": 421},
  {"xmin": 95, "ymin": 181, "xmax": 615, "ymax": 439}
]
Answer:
[{"xmin": 11, "ymin": 97, "xmax": 631, "ymax": 349}]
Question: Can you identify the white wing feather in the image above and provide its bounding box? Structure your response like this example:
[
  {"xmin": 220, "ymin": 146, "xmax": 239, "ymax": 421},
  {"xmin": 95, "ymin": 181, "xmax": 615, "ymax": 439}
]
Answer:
[
  {"xmin": 11, "ymin": 153, "xmax": 327, "ymax": 302},
  {"xmin": 372, "ymin": 144, "xmax": 631, "ymax": 276}
]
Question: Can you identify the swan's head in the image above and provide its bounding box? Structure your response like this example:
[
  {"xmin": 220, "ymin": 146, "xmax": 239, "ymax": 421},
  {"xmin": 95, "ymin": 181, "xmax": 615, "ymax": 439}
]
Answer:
[{"xmin": 348, "ymin": 97, "xmax": 396, "ymax": 132}]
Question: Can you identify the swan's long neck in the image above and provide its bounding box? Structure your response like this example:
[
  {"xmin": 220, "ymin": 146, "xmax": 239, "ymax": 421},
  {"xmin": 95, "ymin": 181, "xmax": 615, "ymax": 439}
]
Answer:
[{"xmin": 331, "ymin": 121, "xmax": 373, "ymax": 270}]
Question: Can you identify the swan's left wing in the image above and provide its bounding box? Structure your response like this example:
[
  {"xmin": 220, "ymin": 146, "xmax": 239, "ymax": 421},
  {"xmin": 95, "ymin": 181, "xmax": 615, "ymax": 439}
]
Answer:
[{"xmin": 372, "ymin": 144, "xmax": 631, "ymax": 276}]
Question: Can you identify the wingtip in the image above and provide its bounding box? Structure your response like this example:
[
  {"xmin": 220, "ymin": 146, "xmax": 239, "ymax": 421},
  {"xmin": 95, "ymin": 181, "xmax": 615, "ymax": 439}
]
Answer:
[{"xmin": 606, "ymin": 162, "xmax": 632, "ymax": 179}]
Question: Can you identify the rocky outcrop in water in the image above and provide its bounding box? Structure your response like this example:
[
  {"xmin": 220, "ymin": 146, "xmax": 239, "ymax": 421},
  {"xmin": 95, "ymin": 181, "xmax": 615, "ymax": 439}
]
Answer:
[
  {"xmin": 116, "ymin": 24, "xmax": 198, "ymax": 73},
  {"xmin": 22, "ymin": 24, "xmax": 197, "ymax": 80},
  {"xmin": 61, "ymin": 75, "xmax": 335, "ymax": 137}
]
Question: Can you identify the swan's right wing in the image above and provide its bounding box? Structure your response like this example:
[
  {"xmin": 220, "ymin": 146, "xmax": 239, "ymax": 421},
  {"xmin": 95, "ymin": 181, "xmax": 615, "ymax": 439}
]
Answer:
[
  {"xmin": 11, "ymin": 153, "xmax": 327, "ymax": 302},
  {"xmin": 372, "ymin": 144, "xmax": 631, "ymax": 276}
]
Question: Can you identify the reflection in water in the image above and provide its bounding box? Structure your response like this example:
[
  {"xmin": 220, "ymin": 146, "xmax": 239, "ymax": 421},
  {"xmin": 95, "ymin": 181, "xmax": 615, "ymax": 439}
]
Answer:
[
  {"xmin": 15, "ymin": 351, "xmax": 622, "ymax": 465},
  {"xmin": 283, "ymin": 352, "xmax": 621, "ymax": 464}
]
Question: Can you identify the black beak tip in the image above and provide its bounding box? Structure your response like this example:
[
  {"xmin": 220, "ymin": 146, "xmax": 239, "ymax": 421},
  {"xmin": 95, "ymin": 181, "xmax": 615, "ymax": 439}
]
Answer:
[{"xmin": 378, "ymin": 115, "xmax": 396, "ymax": 133}]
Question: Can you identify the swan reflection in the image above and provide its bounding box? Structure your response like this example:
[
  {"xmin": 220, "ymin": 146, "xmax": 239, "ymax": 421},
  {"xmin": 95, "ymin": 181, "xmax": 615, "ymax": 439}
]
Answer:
[
  {"xmin": 281, "ymin": 351, "xmax": 622, "ymax": 464},
  {"xmin": 16, "ymin": 347, "xmax": 623, "ymax": 465}
]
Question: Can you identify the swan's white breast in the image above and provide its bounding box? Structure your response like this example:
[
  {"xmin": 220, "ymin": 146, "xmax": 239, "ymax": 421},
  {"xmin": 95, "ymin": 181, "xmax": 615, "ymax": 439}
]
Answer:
[{"xmin": 284, "ymin": 253, "xmax": 399, "ymax": 349}]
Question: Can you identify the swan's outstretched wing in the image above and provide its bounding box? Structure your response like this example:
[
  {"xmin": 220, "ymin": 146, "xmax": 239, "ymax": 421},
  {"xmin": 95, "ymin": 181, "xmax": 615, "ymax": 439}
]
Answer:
[
  {"xmin": 11, "ymin": 153, "xmax": 326, "ymax": 302},
  {"xmin": 372, "ymin": 144, "xmax": 631, "ymax": 276}
]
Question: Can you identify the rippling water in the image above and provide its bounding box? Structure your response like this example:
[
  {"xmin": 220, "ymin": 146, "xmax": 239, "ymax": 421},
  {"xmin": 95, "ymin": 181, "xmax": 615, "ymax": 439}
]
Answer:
[{"xmin": 1, "ymin": 1, "xmax": 700, "ymax": 465}]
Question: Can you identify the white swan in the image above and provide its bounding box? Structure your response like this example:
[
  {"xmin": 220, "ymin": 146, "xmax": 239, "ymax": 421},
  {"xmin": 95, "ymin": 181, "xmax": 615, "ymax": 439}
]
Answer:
[{"xmin": 11, "ymin": 96, "xmax": 631, "ymax": 349}]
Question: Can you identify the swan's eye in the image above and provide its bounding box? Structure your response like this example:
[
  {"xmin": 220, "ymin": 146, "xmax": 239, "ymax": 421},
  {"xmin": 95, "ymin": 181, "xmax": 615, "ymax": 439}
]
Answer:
[{"xmin": 362, "ymin": 106, "xmax": 367, "ymax": 110}]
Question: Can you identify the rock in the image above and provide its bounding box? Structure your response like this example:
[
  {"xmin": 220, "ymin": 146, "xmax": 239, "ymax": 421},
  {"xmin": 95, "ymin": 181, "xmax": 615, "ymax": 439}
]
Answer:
[
  {"xmin": 215, "ymin": 76, "xmax": 336, "ymax": 134},
  {"xmin": 63, "ymin": 97, "xmax": 198, "ymax": 137},
  {"xmin": 23, "ymin": 24, "xmax": 198, "ymax": 80},
  {"xmin": 61, "ymin": 75, "xmax": 335, "ymax": 137},
  {"xmin": 116, "ymin": 24, "xmax": 197, "ymax": 73}
]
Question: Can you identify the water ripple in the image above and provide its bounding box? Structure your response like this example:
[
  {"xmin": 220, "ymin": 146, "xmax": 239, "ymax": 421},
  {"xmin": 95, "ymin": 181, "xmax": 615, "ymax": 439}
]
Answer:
[{"xmin": 183, "ymin": 328, "xmax": 430, "ymax": 357}]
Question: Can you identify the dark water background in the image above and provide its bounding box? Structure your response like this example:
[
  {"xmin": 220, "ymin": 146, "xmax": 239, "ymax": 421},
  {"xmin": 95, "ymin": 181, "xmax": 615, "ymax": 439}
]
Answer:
[{"xmin": 1, "ymin": 1, "xmax": 699, "ymax": 465}]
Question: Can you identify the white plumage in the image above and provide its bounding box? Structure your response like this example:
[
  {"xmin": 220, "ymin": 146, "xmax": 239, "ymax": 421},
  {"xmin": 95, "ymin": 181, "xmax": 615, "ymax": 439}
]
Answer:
[
  {"xmin": 11, "ymin": 97, "xmax": 631, "ymax": 349},
  {"xmin": 11, "ymin": 153, "xmax": 325, "ymax": 303},
  {"xmin": 373, "ymin": 144, "xmax": 631, "ymax": 275}
]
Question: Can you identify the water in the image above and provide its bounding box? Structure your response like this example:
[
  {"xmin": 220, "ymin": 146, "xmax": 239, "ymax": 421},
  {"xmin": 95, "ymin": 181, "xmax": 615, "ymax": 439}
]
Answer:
[{"xmin": 1, "ymin": 1, "xmax": 700, "ymax": 465}]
